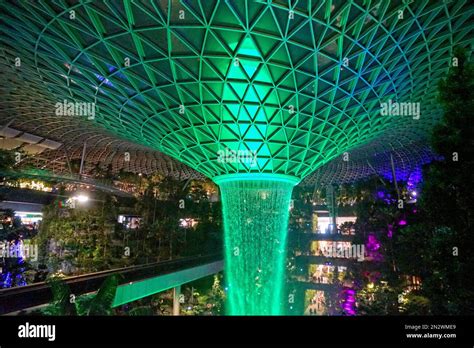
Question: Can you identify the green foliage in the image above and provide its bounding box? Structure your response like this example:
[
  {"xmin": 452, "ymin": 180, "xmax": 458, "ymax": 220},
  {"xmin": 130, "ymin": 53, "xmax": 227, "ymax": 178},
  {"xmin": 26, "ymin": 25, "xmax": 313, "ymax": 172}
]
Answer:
[
  {"xmin": 35, "ymin": 205, "xmax": 116, "ymax": 273},
  {"xmin": 76, "ymin": 275, "xmax": 120, "ymax": 315},
  {"xmin": 0, "ymin": 149, "xmax": 16, "ymax": 171},
  {"xmin": 434, "ymin": 48, "xmax": 474, "ymax": 160},
  {"xmin": 402, "ymin": 293, "xmax": 431, "ymax": 315},
  {"xmin": 357, "ymin": 283, "xmax": 399, "ymax": 315},
  {"xmin": 41, "ymin": 276, "xmax": 77, "ymax": 315},
  {"xmin": 42, "ymin": 274, "xmax": 119, "ymax": 316},
  {"xmin": 181, "ymin": 274, "xmax": 225, "ymax": 315}
]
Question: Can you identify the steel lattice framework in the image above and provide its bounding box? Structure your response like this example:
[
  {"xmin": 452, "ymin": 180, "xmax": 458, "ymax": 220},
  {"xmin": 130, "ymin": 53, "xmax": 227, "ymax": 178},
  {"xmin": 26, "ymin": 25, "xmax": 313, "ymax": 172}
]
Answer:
[
  {"xmin": 303, "ymin": 137, "xmax": 438, "ymax": 186},
  {"xmin": 1, "ymin": 0, "xmax": 471, "ymax": 181},
  {"xmin": 1, "ymin": 0, "xmax": 473, "ymax": 315}
]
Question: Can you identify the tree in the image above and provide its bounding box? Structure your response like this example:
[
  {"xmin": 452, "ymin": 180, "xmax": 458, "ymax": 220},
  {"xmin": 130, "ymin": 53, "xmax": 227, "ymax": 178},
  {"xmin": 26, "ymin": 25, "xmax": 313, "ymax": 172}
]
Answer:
[{"xmin": 0, "ymin": 149, "xmax": 16, "ymax": 172}]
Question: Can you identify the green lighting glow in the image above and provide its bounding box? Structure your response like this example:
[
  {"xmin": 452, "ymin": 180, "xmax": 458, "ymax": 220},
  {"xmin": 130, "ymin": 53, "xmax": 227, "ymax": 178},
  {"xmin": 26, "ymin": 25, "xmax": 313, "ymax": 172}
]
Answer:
[
  {"xmin": 1, "ymin": 0, "xmax": 471, "ymax": 316},
  {"xmin": 214, "ymin": 174, "xmax": 299, "ymax": 315}
]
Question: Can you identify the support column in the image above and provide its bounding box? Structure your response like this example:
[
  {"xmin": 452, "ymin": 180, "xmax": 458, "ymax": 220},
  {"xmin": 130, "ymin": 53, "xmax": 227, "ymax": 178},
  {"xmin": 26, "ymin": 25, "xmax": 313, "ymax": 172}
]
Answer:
[
  {"xmin": 79, "ymin": 141, "xmax": 87, "ymax": 178},
  {"xmin": 326, "ymin": 184, "xmax": 337, "ymax": 234},
  {"xmin": 172, "ymin": 285, "xmax": 181, "ymax": 316},
  {"xmin": 390, "ymin": 153, "xmax": 400, "ymax": 201}
]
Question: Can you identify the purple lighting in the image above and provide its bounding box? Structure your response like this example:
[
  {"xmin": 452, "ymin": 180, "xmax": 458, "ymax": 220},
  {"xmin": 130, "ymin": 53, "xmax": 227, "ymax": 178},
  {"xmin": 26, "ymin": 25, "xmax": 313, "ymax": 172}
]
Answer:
[
  {"xmin": 366, "ymin": 234, "xmax": 381, "ymax": 251},
  {"xmin": 365, "ymin": 234, "xmax": 383, "ymax": 261},
  {"xmin": 387, "ymin": 224, "xmax": 393, "ymax": 238},
  {"xmin": 340, "ymin": 288, "xmax": 357, "ymax": 316}
]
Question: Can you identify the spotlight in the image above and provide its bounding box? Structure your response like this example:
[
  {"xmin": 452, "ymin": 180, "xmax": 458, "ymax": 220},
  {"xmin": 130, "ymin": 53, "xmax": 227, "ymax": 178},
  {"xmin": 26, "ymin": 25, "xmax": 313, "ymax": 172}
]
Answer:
[{"xmin": 74, "ymin": 194, "xmax": 89, "ymax": 203}]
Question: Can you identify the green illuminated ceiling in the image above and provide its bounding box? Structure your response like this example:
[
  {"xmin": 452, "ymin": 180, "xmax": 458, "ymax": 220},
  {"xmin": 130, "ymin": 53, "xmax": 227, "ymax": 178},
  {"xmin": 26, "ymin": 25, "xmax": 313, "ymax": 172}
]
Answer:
[{"xmin": 1, "ymin": 0, "xmax": 472, "ymax": 180}]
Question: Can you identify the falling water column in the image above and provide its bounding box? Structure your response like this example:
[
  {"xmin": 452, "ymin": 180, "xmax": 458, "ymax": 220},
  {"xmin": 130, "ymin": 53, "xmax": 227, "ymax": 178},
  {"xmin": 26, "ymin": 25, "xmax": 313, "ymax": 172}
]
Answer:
[{"xmin": 214, "ymin": 174, "xmax": 299, "ymax": 315}]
